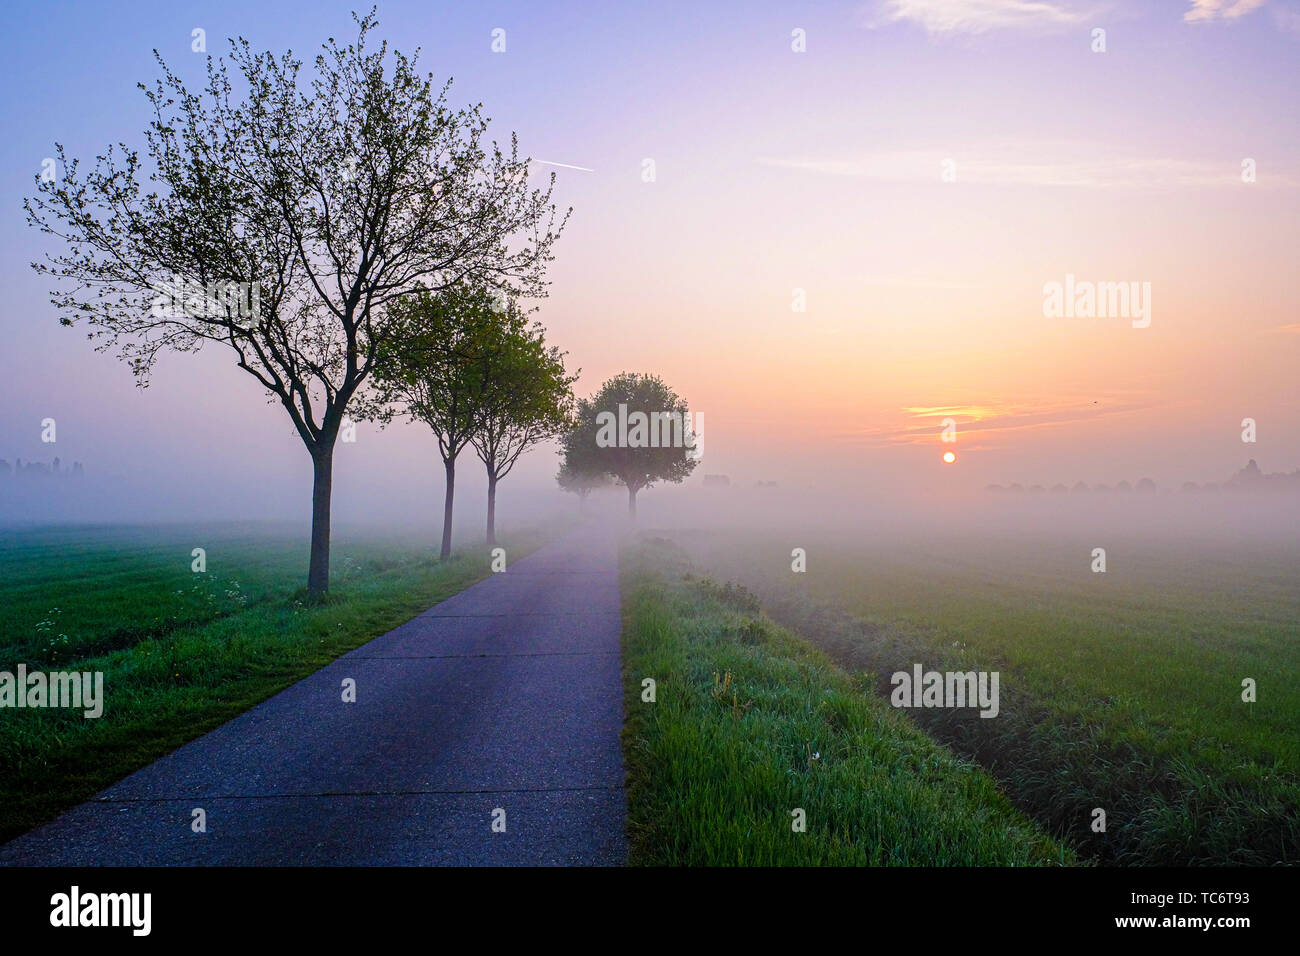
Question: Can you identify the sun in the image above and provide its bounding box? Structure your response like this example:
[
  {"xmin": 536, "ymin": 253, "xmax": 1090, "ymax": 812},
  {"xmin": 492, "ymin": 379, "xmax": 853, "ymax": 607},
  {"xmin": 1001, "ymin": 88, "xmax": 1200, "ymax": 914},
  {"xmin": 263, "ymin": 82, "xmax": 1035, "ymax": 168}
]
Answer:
[{"xmin": 943, "ymin": 451, "xmax": 957, "ymax": 464}]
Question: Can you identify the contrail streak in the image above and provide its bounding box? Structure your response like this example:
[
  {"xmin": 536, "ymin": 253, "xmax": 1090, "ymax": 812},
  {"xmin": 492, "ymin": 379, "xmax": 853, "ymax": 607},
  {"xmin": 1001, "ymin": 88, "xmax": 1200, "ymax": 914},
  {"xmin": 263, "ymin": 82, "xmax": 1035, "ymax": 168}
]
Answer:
[{"xmin": 535, "ymin": 160, "xmax": 594, "ymax": 171}]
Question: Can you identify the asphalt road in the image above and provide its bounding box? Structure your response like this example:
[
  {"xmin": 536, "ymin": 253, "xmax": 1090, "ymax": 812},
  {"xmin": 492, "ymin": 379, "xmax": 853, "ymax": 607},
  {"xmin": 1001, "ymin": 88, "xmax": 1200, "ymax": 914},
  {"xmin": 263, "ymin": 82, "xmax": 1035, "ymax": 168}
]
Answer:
[{"xmin": 0, "ymin": 529, "xmax": 627, "ymax": 866}]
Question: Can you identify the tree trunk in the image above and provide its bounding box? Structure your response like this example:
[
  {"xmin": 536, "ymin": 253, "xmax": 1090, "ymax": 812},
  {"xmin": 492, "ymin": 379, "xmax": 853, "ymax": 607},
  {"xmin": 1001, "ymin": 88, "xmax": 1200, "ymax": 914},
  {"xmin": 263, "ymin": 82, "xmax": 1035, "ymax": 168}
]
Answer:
[
  {"xmin": 486, "ymin": 469, "xmax": 498, "ymax": 547},
  {"xmin": 440, "ymin": 455, "xmax": 456, "ymax": 560},
  {"xmin": 627, "ymin": 484, "xmax": 637, "ymax": 520},
  {"xmin": 308, "ymin": 443, "xmax": 334, "ymax": 599}
]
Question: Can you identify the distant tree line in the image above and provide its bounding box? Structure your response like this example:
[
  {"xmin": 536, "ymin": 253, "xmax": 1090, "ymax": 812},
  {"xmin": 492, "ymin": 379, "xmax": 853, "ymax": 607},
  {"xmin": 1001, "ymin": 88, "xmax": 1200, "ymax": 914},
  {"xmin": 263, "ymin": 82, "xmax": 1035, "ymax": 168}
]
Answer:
[
  {"xmin": 985, "ymin": 460, "xmax": 1300, "ymax": 495},
  {"xmin": 986, "ymin": 478, "xmax": 1157, "ymax": 495},
  {"xmin": 0, "ymin": 458, "xmax": 84, "ymax": 478}
]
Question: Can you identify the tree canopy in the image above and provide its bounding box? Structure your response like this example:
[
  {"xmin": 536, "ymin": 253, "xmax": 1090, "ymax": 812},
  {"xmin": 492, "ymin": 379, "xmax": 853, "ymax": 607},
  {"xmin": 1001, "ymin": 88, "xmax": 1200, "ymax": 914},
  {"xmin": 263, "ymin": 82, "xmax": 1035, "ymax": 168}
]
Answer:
[
  {"xmin": 561, "ymin": 373, "xmax": 698, "ymax": 517},
  {"xmin": 469, "ymin": 304, "xmax": 576, "ymax": 544},
  {"xmin": 25, "ymin": 10, "xmax": 567, "ymax": 594}
]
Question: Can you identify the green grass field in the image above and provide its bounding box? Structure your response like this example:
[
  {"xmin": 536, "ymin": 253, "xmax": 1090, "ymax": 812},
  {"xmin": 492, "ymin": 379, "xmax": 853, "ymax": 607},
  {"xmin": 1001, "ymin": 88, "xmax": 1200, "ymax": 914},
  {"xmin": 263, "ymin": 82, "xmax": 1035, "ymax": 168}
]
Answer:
[
  {"xmin": 657, "ymin": 527, "xmax": 1300, "ymax": 866},
  {"xmin": 7, "ymin": 518, "xmax": 1292, "ymax": 865},
  {"xmin": 619, "ymin": 536, "xmax": 1070, "ymax": 865},
  {"xmin": 0, "ymin": 522, "xmax": 547, "ymax": 845}
]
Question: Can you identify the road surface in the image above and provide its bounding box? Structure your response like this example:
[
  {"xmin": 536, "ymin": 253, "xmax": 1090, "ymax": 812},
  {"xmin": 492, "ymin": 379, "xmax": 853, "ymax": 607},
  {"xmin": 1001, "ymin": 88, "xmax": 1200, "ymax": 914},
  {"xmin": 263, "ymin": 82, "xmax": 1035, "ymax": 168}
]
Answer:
[{"xmin": 0, "ymin": 529, "xmax": 627, "ymax": 866}]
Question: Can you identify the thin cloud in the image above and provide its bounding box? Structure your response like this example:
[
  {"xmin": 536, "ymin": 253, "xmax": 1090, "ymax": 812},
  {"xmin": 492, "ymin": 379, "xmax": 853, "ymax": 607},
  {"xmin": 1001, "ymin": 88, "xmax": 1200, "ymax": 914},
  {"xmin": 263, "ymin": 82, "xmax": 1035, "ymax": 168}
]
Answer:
[
  {"xmin": 861, "ymin": 275, "xmax": 984, "ymax": 290},
  {"xmin": 1184, "ymin": 0, "xmax": 1269, "ymax": 23},
  {"xmin": 872, "ymin": 0, "xmax": 1086, "ymax": 34},
  {"xmin": 1273, "ymin": 4, "xmax": 1300, "ymax": 32},
  {"xmin": 756, "ymin": 147, "xmax": 1300, "ymax": 190},
  {"xmin": 841, "ymin": 397, "xmax": 1161, "ymax": 447}
]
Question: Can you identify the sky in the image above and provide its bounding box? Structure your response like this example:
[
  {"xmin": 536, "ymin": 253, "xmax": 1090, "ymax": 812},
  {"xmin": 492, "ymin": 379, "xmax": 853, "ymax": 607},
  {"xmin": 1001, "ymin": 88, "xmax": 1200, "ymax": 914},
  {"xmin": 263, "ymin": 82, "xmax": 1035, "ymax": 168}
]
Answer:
[{"xmin": 1, "ymin": 0, "xmax": 1297, "ymax": 525}]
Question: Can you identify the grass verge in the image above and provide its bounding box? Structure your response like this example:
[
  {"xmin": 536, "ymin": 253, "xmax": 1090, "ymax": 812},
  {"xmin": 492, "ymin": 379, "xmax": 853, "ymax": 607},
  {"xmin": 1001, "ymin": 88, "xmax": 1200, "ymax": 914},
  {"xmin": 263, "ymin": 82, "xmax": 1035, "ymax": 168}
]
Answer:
[
  {"xmin": 662, "ymin": 528, "xmax": 1300, "ymax": 866},
  {"xmin": 619, "ymin": 536, "xmax": 1072, "ymax": 865}
]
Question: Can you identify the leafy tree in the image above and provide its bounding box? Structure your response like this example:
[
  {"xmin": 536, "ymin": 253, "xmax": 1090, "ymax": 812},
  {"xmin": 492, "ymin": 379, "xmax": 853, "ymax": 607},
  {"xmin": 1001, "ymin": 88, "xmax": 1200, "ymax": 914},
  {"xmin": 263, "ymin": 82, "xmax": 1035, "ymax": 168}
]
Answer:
[
  {"xmin": 556, "ymin": 399, "xmax": 613, "ymax": 511},
  {"xmin": 24, "ymin": 10, "xmax": 566, "ymax": 597},
  {"xmin": 367, "ymin": 284, "xmax": 498, "ymax": 559},
  {"xmin": 569, "ymin": 373, "xmax": 698, "ymax": 518},
  {"xmin": 470, "ymin": 309, "xmax": 576, "ymax": 546}
]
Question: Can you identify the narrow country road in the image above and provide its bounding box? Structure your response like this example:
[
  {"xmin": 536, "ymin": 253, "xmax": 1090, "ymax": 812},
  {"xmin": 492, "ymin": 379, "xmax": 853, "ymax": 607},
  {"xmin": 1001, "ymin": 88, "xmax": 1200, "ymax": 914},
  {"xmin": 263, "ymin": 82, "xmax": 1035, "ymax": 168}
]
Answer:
[{"xmin": 0, "ymin": 529, "xmax": 627, "ymax": 866}]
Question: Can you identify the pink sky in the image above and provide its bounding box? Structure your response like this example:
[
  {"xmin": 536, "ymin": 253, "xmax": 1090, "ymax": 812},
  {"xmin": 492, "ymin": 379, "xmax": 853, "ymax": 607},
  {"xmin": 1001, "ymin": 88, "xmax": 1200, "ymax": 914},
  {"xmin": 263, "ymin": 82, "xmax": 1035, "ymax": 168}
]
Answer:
[{"xmin": 1, "ymin": 0, "xmax": 1297, "ymax": 518}]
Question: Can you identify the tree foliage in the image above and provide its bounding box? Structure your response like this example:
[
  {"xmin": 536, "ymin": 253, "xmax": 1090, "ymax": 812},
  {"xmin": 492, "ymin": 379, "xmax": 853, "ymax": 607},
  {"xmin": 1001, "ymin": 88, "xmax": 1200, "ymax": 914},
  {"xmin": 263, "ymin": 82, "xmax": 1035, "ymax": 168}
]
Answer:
[
  {"xmin": 561, "ymin": 373, "xmax": 698, "ymax": 517},
  {"xmin": 469, "ymin": 304, "xmax": 577, "ymax": 543},
  {"xmin": 556, "ymin": 399, "xmax": 614, "ymax": 506},
  {"xmin": 24, "ymin": 10, "xmax": 567, "ymax": 593},
  {"xmin": 366, "ymin": 283, "xmax": 575, "ymax": 551}
]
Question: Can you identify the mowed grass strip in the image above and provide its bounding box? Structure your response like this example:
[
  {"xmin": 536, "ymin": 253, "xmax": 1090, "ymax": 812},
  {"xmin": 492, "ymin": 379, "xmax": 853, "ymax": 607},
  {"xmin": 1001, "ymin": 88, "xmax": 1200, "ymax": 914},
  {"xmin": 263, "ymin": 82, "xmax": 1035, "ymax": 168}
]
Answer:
[
  {"xmin": 0, "ymin": 524, "xmax": 547, "ymax": 845},
  {"xmin": 619, "ymin": 537, "xmax": 1071, "ymax": 866}
]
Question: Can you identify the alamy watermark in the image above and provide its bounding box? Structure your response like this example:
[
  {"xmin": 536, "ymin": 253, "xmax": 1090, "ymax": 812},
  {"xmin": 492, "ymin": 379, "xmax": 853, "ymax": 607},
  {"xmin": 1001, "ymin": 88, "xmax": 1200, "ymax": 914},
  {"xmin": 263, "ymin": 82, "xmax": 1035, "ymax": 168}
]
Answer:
[
  {"xmin": 0, "ymin": 665, "xmax": 104, "ymax": 718},
  {"xmin": 595, "ymin": 404, "xmax": 703, "ymax": 460},
  {"xmin": 1043, "ymin": 274, "xmax": 1151, "ymax": 328},
  {"xmin": 890, "ymin": 664, "xmax": 999, "ymax": 718},
  {"xmin": 50, "ymin": 886, "xmax": 150, "ymax": 936},
  {"xmin": 150, "ymin": 275, "xmax": 260, "ymax": 319}
]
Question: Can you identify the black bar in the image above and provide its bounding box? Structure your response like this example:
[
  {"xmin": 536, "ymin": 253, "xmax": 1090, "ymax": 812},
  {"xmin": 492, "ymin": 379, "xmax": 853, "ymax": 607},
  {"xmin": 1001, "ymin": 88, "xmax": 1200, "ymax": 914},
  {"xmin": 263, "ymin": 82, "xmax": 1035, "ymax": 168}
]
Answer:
[{"xmin": 0, "ymin": 866, "xmax": 1281, "ymax": 942}]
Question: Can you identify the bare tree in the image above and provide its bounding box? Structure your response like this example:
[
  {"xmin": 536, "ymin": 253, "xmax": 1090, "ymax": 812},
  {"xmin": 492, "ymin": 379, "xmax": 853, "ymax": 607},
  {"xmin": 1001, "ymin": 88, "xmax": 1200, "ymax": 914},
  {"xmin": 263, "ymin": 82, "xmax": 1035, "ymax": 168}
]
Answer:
[{"xmin": 24, "ymin": 10, "xmax": 567, "ymax": 597}]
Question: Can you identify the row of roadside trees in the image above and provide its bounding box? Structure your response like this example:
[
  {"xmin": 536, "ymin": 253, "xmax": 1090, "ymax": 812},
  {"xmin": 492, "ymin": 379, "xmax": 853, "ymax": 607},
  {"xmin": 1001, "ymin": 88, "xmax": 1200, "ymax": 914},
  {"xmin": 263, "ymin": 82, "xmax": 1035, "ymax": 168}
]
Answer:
[
  {"xmin": 25, "ymin": 12, "xmax": 569, "ymax": 598},
  {"xmin": 27, "ymin": 11, "xmax": 702, "ymax": 598},
  {"xmin": 364, "ymin": 285, "xmax": 575, "ymax": 555}
]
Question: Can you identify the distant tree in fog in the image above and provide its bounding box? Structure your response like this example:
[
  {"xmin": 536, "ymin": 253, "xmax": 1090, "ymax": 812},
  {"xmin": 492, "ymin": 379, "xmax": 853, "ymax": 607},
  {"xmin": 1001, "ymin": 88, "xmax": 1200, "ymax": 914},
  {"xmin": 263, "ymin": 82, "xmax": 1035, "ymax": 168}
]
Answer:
[
  {"xmin": 562, "ymin": 374, "xmax": 698, "ymax": 519},
  {"xmin": 557, "ymin": 404, "xmax": 613, "ymax": 511}
]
